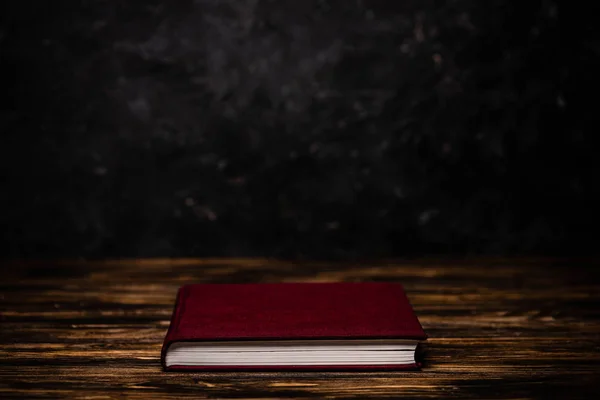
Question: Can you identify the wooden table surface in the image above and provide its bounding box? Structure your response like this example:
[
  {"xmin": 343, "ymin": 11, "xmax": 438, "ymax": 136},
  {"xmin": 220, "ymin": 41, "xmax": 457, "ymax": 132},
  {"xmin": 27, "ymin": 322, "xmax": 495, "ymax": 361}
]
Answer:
[{"xmin": 1, "ymin": 258, "xmax": 599, "ymax": 399}]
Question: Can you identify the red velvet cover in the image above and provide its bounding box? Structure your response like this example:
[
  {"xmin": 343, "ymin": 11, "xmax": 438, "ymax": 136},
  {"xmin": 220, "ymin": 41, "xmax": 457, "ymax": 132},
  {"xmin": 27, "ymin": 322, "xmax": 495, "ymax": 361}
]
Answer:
[{"xmin": 161, "ymin": 282, "xmax": 426, "ymax": 371}]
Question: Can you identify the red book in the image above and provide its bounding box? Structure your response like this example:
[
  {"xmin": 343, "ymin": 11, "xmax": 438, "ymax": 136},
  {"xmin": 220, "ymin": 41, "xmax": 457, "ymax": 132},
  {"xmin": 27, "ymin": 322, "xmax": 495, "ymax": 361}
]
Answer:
[{"xmin": 161, "ymin": 282, "xmax": 426, "ymax": 371}]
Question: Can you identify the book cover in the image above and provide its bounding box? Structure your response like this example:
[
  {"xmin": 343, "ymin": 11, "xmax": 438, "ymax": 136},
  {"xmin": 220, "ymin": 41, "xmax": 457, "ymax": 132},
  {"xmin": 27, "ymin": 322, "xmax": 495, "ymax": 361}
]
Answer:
[{"xmin": 161, "ymin": 282, "xmax": 426, "ymax": 371}]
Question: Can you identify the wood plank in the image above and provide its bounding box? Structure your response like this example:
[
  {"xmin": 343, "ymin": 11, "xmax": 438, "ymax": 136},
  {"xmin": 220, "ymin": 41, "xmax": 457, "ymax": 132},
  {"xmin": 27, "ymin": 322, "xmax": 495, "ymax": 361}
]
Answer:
[{"xmin": 1, "ymin": 259, "xmax": 599, "ymax": 398}]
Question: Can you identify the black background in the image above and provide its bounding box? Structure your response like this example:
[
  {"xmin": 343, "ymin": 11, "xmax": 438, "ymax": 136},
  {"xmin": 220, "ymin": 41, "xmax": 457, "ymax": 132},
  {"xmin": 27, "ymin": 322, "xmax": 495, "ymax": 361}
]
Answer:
[{"xmin": 1, "ymin": 0, "xmax": 597, "ymax": 259}]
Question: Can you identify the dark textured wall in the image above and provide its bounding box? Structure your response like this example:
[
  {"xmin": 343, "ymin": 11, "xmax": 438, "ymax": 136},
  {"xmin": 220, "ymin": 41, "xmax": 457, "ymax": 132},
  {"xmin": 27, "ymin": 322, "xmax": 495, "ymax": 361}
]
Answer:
[{"xmin": 1, "ymin": 1, "xmax": 596, "ymax": 258}]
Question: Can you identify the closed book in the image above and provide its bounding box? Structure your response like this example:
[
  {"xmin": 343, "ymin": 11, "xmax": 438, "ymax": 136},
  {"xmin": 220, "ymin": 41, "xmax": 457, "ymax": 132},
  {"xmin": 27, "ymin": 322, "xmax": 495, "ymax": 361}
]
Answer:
[{"xmin": 161, "ymin": 282, "xmax": 426, "ymax": 371}]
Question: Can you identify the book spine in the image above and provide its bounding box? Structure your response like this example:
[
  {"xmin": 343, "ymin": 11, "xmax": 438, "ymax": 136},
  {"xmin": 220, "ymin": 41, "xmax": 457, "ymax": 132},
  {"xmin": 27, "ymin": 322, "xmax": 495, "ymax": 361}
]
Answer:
[{"xmin": 161, "ymin": 285, "xmax": 189, "ymax": 370}]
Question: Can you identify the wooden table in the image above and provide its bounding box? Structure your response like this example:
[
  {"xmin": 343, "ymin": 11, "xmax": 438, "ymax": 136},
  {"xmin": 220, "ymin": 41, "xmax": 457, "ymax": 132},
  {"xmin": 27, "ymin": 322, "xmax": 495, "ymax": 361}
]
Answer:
[{"xmin": 2, "ymin": 258, "xmax": 599, "ymax": 399}]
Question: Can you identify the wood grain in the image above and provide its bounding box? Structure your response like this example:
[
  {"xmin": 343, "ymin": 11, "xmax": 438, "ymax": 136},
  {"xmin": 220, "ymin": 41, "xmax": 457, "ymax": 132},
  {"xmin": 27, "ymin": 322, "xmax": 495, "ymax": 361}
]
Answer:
[{"xmin": 1, "ymin": 258, "xmax": 599, "ymax": 399}]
